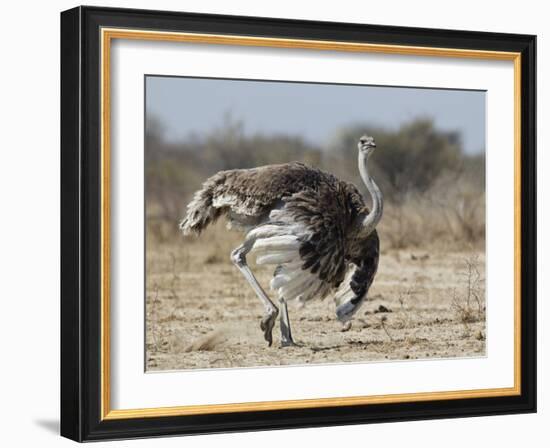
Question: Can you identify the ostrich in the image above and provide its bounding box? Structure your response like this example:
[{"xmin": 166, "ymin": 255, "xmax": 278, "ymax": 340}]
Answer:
[{"xmin": 180, "ymin": 135, "xmax": 382, "ymax": 347}]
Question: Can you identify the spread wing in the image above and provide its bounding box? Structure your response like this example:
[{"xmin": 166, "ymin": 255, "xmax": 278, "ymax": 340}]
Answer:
[
  {"xmin": 288, "ymin": 183, "xmax": 358, "ymax": 284},
  {"xmin": 334, "ymin": 231, "xmax": 380, "ymax": 322},
  {"xmin": 251, "ymin": 180, "xmax": 370, "ymax": 305}
]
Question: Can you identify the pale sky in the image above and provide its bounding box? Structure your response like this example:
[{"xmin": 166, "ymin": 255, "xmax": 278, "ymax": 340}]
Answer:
[{"xmin": 146, "ymin": 76, "xmax": 485, "ymax": 154}]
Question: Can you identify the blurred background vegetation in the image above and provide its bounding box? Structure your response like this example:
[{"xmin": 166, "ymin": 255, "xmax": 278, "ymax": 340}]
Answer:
[{"xmin": 146, "ymin": 114, "xmax": 485, "ymax": 250}]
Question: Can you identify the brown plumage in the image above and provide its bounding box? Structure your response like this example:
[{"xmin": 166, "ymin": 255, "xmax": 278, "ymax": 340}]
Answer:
[
  {"xmin": 180, "ymin": 135, "xmax": 382, "ymax": 347},
  {"xmin": 181, "ymin": 162, "xmax": 357, "ymax": 231}
]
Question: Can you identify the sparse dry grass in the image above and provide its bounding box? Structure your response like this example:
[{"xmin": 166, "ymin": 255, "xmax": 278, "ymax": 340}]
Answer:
[
  {"xmin": 377, "ymin": 177, "xmax": 485, "ymax": 251},
  {"xmin": 450, "ymin": 254, "xmax": 486, "ymax": 339},
  {"xmin": 147, "ymin": 170, "xmax": 485, "ymax": 253},
  {"xmin": 143, "ymin": 117, "xmax": 487, "ymax": 370},
  {"xmin": 145, "ymin": 221, "xmax": 486, "ymax": 371}
]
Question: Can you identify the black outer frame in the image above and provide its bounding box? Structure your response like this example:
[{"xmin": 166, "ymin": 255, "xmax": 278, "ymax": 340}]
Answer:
[{"xmin": 60, "ymin": 5, "xmax": 537, "ymax": 442}]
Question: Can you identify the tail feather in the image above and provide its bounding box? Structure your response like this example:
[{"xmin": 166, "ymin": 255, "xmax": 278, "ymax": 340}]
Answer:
[{"xmin": 179, "ymin": 172, "xmax": 227, "ymax": 235}]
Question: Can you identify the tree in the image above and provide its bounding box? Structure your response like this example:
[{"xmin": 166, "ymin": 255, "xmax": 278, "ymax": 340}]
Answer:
[{"xmin": 327, "ymin": 119, "xmax": 462, "ymax": 202}]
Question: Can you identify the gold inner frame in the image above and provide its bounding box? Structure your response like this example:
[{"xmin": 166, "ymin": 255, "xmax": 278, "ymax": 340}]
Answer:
[{"xmin": 100, "ymin": 27, "xmax": 522, "ymax": 420}]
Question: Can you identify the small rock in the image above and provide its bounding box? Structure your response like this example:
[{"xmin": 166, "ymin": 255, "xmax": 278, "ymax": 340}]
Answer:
[
  {"xmin": 340, "ymin": 321, "xmax": 352, "ymax": 332},
  {"xmin": 475, "ymin": 330, "xmax": 486, "ymax": 341},
  {"xmin": 374, "ymin": 304, "xmax": 392, "ymax": 313},
  {"xmin": 411, "ymin": 253, "xmax": 430, "ymax": 261}
]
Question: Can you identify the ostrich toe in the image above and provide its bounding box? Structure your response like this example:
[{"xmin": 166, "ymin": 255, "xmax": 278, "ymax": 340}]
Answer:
[{"xmin": 260, "ymin": 310, "xmax": 278, "ymax": 346}]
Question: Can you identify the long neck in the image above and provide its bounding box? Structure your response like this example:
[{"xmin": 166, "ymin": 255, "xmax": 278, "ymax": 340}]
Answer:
[{"xmin": 358, "ymin": 151, "xmax": 383, "ymax": 235}]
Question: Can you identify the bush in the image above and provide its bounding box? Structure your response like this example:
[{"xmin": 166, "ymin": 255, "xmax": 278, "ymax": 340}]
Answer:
[
  {"xmin": 145, "ymin": 115, "xmax": 485, "ymax": 249},
  {"xmin": 326, "ymin": 119, "xmax": 463, "ymax": 202}
]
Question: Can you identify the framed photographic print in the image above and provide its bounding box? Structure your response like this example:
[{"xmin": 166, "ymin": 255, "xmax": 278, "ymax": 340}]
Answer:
[{"xmin": 60, "ymin": 6, "xmax": 536, "ymax": 442}]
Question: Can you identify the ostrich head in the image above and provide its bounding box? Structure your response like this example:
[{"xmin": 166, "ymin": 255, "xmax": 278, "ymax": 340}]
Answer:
[{"xmin": 358, "ymin": 134, "xmax": 377, "ymax": 157}]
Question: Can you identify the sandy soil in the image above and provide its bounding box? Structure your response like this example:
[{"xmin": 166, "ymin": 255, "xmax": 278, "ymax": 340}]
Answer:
[{"xmin": 145, "ymin": 223, "xmax": 486, "ymax": 371}]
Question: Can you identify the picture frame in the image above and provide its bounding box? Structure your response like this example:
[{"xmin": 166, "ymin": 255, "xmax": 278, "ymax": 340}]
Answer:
[{"xmin": 60, "ymin": 5, "xmax": 536, "ymax": 442}]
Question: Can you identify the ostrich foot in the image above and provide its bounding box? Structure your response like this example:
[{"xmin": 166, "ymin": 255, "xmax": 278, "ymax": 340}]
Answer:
[
  {"xmin": 280, "ymin": 317, "xmax": 300, "ymax": 347},
  {"xmin": 280, "ymin": 339, "xmax": 302, "ymax": 348},
  {"xmin": 279, "ymin": 297, "xmax": 299, "ymax": 348},
  {"xmin": 260, "ymin": 309, "xmax": 278, "ymax": 346}
]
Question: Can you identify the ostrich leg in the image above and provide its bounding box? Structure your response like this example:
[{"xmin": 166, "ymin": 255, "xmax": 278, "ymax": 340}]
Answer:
[
  {"xmin": 279, "ymin": 297, "xmax": 299, "ymax": 347},
  {"xmin": 231, "ymin": 238, "xmax": 279, "ymax": 346}
]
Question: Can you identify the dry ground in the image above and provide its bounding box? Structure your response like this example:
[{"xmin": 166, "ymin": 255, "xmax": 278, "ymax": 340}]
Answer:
[{"xmin": 146, "ymin": 222, "xmax": 486, "ymax": 371}]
